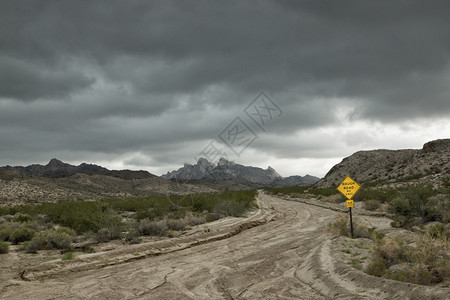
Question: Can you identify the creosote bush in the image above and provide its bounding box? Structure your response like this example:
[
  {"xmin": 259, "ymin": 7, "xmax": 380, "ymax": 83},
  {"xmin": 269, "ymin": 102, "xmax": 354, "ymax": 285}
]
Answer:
[
  {"xmin": 26, "ymin": 228, "xmax": 74, "ymax": 253},
  {"xmin": 0, "ymin": 240, "xmax": 9, "ymax": 254},
  {"xmin": 388, "ymin": 184, "xmax": 446, "ymax": 225}
]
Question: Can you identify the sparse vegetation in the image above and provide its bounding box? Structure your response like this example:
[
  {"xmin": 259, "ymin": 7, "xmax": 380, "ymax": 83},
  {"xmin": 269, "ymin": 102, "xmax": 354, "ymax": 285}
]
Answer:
[
  {"xmin": 264, "ymin": 185, "xmax": 338, "ymax": 197},
  {"xmin": 365, "ymin": 234, "xmax": 449, "ymax": 285},
  {"xmin": 328, "ymin": 215, "xmax": 383, "ymax": 241},
  {"xmin": 0, "ymin": 190, "xmax": 257, "ymax": 250}
]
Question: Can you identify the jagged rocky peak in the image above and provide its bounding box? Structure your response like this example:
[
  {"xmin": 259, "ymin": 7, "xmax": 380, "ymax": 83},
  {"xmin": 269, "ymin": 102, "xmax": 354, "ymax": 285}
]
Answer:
[
  {"xmin": 196, "ymin": 157, "xmax": 215, "ymax": 172},
  {"xmin": 267, "ymin": 166, "xmax": 282, "ymax": 178},
  {"xmin": 217, "ymin": 157, "xmax": 235, "ymax": 166},
  {"xmin": 197, "ymin": 157, "xmax": 214, "ymax": 166},
  {"xmin": 47, "ymin": 158, "xmax": 66, "ymax": 166}
]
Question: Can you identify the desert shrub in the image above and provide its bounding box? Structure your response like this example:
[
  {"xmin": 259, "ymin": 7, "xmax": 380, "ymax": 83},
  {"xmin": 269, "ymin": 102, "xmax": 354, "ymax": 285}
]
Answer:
[
  {"xmin": 388, "ymin": 185, "xmax": 443, "ymax": 224},
  {"xmin": 14, "ymin": 214, "xmax": 31, "ymax": 223},
  {"xmin": 55, "ymin": 226, "xmax": 77, "ymax": 237},
  {"xmin": 212, "ymin": 199, "xmax": 247, "ymax": 217},
  {"xmin": 186, "ymin": 214, "xmax": 206, "ymax": 226},
  {"xmin": 9, "ymin": 227, "xmax": 36, "ymax": 245},
  {"xmin": 375, "ymin": 238, "xmax": 409, "ymax": 266},
  {"xmin": 366, "ymin": 257, "xmax": 387, "ymax": 277},
  {"xmin": 355, "ymin": 189, "xmax": 398, "ymax": 203},
  {"xmin": 352, "ymin": 222, "xmax": 373, "ymax": 239},
  {"xmin": 364, "ymin": 199, "xmax": 381, "ymax": 211},
  {"xmin": 0, "ymin": 240, "xmax": 9, "ymax": 254},
  {"xmin": 366, "ymin": 234, "xmax": 449, "ymax": 285},
  {"xmin": 166, "ymin": 218, "xmax": 187, "ymax": 231},
  {"xmin": 328, "ymin": 215, "xmax": 350, "ymax": 237},
  {"xmin": 139, "ymin": 219, "xmax": 168, "ymax": 236},
  {"xmin": 206, "ymin": 213, "xmax": 221, "ymax": 222},
  {"xmin": 26, "ymin": 229, "xmax": 73, "ymax": 253},
  {"xmin": 427, "ymin": 223, "xmax": 449, "ymax": 239},
  {"xmin": 328, "ymin": 216, "xmax": 378, "ymax": 239},
  {"xmin": 61, "ymin": 252, "xmax": 74, "ymax": 260},
  {"xmin": 95, "ymin": 226, "xmax": 122, "ymax": 243},
  {"xmin": 124, "ymin": 230, "xmax": 141, "ymax": 244},
  {"xmin": 264, "ymin": 185, "xmax": 310, "ymax": 195},
  {"xmin": 407, "ymin": 263, "xmax": 437, "ymax": 285},
  {"xmin": 0, "ymin": 228, "xmax": 14, "ymax": 241}
]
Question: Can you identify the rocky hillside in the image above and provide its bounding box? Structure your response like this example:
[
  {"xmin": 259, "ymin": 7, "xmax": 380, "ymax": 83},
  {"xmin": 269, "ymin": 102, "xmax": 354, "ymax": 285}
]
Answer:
[
  {"xmin": 315, "ymin": 139, "xmax": 450, "ymax": 188},
  {"xmin": 2, "ymin": 158, "xmax": 156, "ymax": 180},
  {"xmin": 163, "ymin": 157, "xmax": 320, "ymax": 186}
]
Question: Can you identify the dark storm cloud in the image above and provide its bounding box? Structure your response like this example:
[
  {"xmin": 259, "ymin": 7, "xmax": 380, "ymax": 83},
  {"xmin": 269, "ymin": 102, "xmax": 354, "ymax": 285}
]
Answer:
[{"xmin": 1, "ymin": 0, "xmax": 449, "ymax": 169}]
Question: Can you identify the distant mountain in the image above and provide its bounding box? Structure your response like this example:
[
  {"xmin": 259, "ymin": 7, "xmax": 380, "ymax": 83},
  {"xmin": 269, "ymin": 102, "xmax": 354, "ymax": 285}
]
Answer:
[
  {"xmin": 315, "ymin": 139, "xmax": 450, "ymax": 188},
  {"xmin": 2, "ymin": 158, "xmax": 157, "ymax": 180},
  {"xmin": 162, "ymin": 157, "xmax": 320, "ymax": 186}
]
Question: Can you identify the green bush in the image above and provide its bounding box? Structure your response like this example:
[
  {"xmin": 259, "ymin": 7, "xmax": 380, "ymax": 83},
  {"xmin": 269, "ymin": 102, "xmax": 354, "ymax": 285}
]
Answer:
[
  {"xmin": 0, "ymin": 228, "xmax": 14, "ymax": 241},
  {"xmin": 388, "ymin": 185, "xmax": 443, "ymax": 224},
  {"xmin": 0, "ymin": 240, "xmax": 9, "ymax": 254},
  {"xmin": 26, "ymin": 229, "xmax": 73, "ymax": 253},
  {"xmin": 61, "ymin": 252, "xmax": 74, "ymax": 260},
  {"xmin": 366, "ymin": 257, "xmax": 387, "ymax": 277},
  {"xmin": 9, "ymin": 227, "xmax": 36, "ymax": 245},
  {"xmin": 354, "ymin": 189, "xmax": 398, "ymax": 203}
]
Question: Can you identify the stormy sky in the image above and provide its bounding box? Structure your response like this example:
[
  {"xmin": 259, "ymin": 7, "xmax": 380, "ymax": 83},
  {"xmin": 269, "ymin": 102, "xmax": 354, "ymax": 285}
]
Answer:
[{"xmin": 1, "ymin": 0, "xmax": 449, "ymax": 177}]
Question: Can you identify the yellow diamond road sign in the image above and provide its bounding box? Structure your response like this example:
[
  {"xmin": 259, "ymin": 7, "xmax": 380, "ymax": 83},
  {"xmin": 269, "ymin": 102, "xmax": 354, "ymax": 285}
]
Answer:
[{"xmin": 337, "ymin": 176, "xmax": 361, "ymax": 200}]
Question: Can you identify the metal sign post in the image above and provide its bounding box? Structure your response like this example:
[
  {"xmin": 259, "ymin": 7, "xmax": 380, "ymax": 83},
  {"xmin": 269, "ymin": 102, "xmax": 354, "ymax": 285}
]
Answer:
[
  {"xmin": 337, "ymin": 177, "xmax": 360, "ymax": 239},
  {"xmin": 347, "ymin": 201, "xmax": 354, "ymax": 238}
]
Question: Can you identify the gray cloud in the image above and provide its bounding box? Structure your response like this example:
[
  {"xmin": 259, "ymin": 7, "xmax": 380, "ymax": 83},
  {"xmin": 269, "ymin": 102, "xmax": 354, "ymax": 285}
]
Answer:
[{"xmin": 1, "ymin": 0, "xmax": 449, "ymax": 174}]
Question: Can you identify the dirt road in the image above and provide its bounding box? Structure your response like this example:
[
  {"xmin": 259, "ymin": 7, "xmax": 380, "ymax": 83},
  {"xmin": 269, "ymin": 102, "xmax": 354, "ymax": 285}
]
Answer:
[{"xmin": 1, "ymin": 193, "xmax": 448, "ymax": 299}]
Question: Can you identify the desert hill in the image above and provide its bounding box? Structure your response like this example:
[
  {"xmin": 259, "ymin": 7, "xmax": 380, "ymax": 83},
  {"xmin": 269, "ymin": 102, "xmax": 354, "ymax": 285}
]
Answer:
[
  {"xmin": 315, "ymin": 139, "xmax": 450, "ymax": 188},
  {"xmin": 0, "ymin": 160, "xmax": 216, "ymax": 206}
]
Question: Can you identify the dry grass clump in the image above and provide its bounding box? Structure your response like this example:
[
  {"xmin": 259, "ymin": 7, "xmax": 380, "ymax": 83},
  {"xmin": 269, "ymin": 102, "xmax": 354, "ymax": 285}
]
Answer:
[
  {"xmin": 365, "ymin": 233, "xmax": 449, "ymax": 285},
  {"xmin": 328, "ymin": 215, "xmax": 384, "ymax": 240},
  {"xmin": 328, "ymin": 215, "xmax": 349, "ymax": 237},
  {"xmin": 138, "ymin": 213, "xmax": 207, "ymax": 237}
]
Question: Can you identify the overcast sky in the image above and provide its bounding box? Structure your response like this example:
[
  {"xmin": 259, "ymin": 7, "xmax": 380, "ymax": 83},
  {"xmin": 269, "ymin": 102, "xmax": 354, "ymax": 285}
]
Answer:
[{"xmin": 1, "ymin": 1, "xmax": 449, "ymax": 177}]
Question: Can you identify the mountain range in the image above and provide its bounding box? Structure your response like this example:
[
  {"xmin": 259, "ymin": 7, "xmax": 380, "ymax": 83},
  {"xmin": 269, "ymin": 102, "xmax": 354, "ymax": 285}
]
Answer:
[
  {"xmin": 162, "ymin": 157, "xmax": 320, "ymax": 186},
  {"xmin": 3, "ymin": 158, "xmax": 156, "ymax": 180}
]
